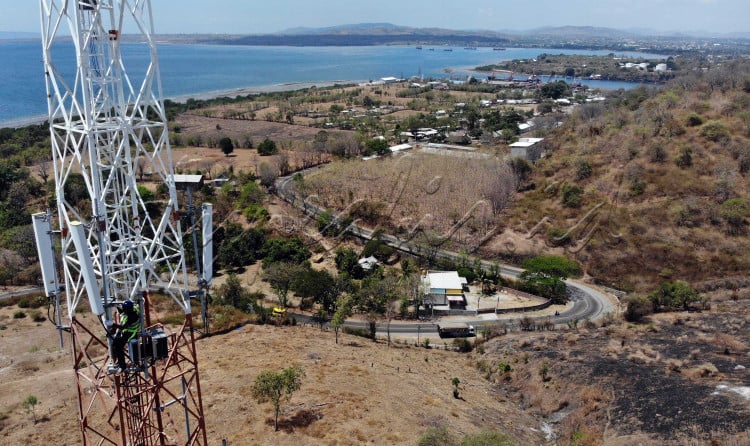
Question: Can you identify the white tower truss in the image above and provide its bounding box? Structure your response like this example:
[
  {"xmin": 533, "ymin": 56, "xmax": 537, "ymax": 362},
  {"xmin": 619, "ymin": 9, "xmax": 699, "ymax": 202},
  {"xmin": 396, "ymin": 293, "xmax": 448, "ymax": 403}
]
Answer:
[{"xmin": 38, "ymin": 1, "xmax": 209, "ymax": 444}]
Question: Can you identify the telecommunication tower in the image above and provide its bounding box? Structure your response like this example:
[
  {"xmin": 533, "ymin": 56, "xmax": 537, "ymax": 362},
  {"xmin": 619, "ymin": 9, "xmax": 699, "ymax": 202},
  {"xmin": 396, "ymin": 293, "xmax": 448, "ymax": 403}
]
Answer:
[{"xmin": 34, "ymin": 1, "xmax": 213, "ymax": 444}]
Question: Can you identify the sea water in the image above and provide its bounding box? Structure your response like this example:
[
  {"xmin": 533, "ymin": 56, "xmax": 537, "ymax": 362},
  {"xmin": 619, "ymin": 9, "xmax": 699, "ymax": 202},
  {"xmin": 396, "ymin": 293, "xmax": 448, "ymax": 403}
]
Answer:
[{"xmin": 0, "ymin": 40, "xmax": 663, "ymax": 126}]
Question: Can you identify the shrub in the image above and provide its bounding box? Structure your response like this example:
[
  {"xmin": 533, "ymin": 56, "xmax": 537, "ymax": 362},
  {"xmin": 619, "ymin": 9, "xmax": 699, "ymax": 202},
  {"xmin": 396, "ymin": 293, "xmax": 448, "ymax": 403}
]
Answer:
[
  {"xmin": 546, "ymin": 227, "xmax": 571, "ymax": 247},
  {"xmin": 623, "ymin": 294, "xmax": 652, "ymax": 322},
  {"xmin": 721, "ymin": 198, "xmax": 750, "ymax": 235},
  {"xmin": 700, "ymin": 121, "xmax": 729, "ymax": 142},
  {"xmin": 257, "ymin": 137, "xmax": 278, "ymax": 156},
  {"xmin": 647, "ymin": 144, "xmax": 667, "ymax": 163},
  {"xmin": 457, "ymin": 267, "xmax": 477, "ymax": 284},
  {"xmin": 343, "ymin": 326, "xmax": 374, "ymax": 340},
  {"xmin": 13, "ymin": 310, "xmax": 26, "ymax": 319},
  {"xmin": 452, "ymin": 338, "xmax": 473, "ymax": 353},
  {"xmin": 575, "ymin": 158, "xmax": 592, "ymax": 180},
  {"xmin": 460, "ymin": 430, "xmax": 516, "ymax": 446},
  {"xmin": 686, "ymin": 113, "xmax": 703, "ymax": 127},
  {"xmin": 418, "ymin": 427, "xmax": 457, "ymax": 446},
  {"xmin": 560, "ymin": 183, "xmax": 583, "ymax": 208},
  {"xmin": 675, "ymin": 146, "xmax": 693, "ymax": 168}
]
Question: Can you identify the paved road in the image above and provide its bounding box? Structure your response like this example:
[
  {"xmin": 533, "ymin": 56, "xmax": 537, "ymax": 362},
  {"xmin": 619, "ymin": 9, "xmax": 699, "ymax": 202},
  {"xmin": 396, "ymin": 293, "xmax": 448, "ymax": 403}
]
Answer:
[
  {"xmin": 0, "ymin": 287, "xmax": 42, "ymax": 301},
  {"xmin": 274, "ymin": 169, "xmax": 617, "ymax": 335}
]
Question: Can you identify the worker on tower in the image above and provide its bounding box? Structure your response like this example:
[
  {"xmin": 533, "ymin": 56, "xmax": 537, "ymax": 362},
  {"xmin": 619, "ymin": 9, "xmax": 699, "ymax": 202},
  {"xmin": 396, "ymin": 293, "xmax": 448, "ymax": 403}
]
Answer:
[{"xmin": 107, "ymin": 300, "xmax": 140, "ymax": 373}]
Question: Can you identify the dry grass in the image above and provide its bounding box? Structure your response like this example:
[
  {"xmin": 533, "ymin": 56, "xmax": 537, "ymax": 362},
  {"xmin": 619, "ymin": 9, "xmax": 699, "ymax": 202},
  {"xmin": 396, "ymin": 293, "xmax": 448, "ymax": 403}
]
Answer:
[
  {"xmin": 0, "ymin": 304, "xmax": 544, "ymax": 445},
  {"xmin": 302, "ymin": 154, "xmax": 511, "ymax": 248}
]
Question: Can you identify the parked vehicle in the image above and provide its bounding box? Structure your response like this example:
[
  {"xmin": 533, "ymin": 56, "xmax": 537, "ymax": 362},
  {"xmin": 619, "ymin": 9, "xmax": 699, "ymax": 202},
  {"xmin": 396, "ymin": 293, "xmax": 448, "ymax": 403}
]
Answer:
[{"xmin": 437, "ymin": 322, "xmax": 475, "ymax": 338}]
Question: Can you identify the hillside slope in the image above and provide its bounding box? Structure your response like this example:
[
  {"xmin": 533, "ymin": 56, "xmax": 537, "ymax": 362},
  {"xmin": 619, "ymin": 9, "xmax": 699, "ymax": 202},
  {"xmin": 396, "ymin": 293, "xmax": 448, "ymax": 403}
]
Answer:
[{"xmin": 507, "ymin": 61, "xmax": 750, "ymax": 293}]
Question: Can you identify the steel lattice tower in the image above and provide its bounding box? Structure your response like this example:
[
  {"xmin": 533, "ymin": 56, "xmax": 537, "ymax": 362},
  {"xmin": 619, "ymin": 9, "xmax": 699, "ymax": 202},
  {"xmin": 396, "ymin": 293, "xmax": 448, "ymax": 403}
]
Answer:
[{"xmin": 36, "ymin": 1, "xmax": 209, "ymax": 444}]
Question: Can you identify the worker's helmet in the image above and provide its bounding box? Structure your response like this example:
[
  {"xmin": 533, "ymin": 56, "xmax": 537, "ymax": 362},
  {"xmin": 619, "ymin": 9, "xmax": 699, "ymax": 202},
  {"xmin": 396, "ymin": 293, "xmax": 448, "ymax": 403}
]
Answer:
[{"xmin": 122, "ymin": 300, "xmax": 134, "ymax": 311}]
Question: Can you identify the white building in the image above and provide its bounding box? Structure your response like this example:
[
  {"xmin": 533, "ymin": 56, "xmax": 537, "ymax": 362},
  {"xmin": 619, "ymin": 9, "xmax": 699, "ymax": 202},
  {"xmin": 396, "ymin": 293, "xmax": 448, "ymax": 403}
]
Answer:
[
  {"xmin": 422, "ymin": 271, "xmax": 467, "ymax": 307},
  {"xmin": 509, "ymin": 137, "xmax": 545, "ymax": 161}
]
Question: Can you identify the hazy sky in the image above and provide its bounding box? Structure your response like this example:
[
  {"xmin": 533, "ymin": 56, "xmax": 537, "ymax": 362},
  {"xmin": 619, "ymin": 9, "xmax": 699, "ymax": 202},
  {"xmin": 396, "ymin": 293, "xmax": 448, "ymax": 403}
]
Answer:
[{"xmin": 2, "ymin": 0, "xmax": 748, "ymax": 35}]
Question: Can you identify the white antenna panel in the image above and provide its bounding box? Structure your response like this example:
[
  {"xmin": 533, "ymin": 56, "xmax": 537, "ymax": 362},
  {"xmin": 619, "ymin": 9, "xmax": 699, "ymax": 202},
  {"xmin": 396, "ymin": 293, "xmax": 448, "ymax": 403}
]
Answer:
[
  {"xmin": 69, "ymin": 221, "xmax": 105, "ymax": 316},
  {"xmin": 202, "ymin": 203, "xmax": 213, "ymax": 286},
  {"xmin": 32, "ymin": 212, "xmax": 58, "ymax": 297}
]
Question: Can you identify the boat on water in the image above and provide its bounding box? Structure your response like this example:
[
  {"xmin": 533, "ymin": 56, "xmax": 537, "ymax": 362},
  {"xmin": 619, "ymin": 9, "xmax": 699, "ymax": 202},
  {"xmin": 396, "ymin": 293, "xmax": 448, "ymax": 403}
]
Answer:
[
  {"xmin": 443, "ymin": 48, "xmax": 453, "ymax": 52},
  {"xmin": 416, "ymin": 46, "xmax": 422, "ymax": 50},
  {"xmin": 493, "ymin": 47, "xmax": 506, "ymax": 51},
  {"xmin": 464, "ymin": 47, "xmax": 477, "ymax": 50}
]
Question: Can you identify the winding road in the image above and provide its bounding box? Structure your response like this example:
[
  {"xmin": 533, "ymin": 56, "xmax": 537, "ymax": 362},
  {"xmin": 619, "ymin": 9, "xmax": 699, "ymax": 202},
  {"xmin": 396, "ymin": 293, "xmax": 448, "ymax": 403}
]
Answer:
[{"xmin": 274, "ymin": 168, "xmax": 617, "ymax": 337}]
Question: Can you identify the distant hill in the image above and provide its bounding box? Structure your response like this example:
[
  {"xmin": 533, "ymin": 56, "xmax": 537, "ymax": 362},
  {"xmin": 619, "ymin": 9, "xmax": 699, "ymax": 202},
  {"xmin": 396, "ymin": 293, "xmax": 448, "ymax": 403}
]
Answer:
[
  {"xmin": 208, "ymin": 23, "xmax": 513, "ymax": 47},
  {"xmin": 148, "ymin": 23, "xmax": 750, "ymax": 50},
  {"xmin": 0, "ymin": 31, "xmax": 39, "ymax": 40},
  {"xmin": 278, "ymin": 23, "xmax": 406, "ymax": 35},
  {"xmin": 519, "ymin": 26, "xmax": 638, "ymax": 39}
]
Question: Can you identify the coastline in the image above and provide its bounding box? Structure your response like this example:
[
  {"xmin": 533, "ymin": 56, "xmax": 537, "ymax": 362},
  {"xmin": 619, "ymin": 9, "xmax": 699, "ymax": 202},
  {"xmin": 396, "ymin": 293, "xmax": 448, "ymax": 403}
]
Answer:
[{"xmin": 0, "ymin": 80, "xmax": 361, "ymax": 129}]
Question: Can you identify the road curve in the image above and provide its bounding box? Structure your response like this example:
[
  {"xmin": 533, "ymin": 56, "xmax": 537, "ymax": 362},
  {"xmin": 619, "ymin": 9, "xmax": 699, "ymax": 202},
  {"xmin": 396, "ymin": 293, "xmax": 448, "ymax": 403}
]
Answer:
[{"xmin": 274, "ymin": 169, "xmax": 617, "ymax": 335}]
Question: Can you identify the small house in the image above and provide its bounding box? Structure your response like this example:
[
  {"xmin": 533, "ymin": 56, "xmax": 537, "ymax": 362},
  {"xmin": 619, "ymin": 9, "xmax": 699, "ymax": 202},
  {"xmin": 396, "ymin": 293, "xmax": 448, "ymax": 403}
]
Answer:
[
  {"xmin": 422, "ymin": 271, "xmax": 467, "ymax": 308},
  {"xmin": 509, "ymin": 137, "xmax": 545, "ymax": 162}
]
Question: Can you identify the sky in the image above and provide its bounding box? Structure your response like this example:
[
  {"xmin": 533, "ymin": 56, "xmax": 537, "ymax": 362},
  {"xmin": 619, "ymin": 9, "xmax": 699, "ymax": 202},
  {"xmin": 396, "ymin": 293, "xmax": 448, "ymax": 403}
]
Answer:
[{"xmin": 1, "ymin": 0, "xmax": 748, "ymax": 35}]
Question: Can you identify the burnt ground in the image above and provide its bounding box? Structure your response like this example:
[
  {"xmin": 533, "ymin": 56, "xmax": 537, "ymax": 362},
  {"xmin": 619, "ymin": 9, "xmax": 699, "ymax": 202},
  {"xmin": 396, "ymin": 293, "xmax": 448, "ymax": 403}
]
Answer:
[{"xmin": 479, "ymin": 305, "xmax": 750, "ymax": 445}]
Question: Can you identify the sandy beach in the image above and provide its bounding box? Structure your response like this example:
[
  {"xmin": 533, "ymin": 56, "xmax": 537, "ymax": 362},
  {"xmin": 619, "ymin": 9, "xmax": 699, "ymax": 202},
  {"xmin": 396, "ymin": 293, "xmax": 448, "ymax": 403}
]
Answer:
[{"xmin": 0, "ymin": 80, "xmax": 360, "ymax": 129}]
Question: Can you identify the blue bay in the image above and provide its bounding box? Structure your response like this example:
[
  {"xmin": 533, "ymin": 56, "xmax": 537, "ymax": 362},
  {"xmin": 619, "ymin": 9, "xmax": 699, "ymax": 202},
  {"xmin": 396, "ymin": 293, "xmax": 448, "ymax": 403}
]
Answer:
[{"xmin": 0, "ymin": 41, "xmax": 664, "ymax": 126}]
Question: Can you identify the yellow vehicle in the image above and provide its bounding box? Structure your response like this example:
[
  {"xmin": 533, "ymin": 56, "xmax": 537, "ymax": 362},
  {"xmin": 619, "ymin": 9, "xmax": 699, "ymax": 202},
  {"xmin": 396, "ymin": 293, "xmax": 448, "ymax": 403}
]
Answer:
[{"xmin": 272, "ymin": 307, "xmax": 287, "ymax": 317}]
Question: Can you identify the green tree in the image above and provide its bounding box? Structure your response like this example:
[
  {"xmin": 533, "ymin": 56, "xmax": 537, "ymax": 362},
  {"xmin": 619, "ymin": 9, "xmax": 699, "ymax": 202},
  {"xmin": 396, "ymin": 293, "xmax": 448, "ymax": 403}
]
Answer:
[
  {"xmin": 218, "ymin": 228, "xmax": 266, "ymax": 269},
  {"xmin": 219, "ymin": 137, "xmax": 234, "ymax": 157},
  {"xmin": 355, "ymin": 276, "xmax": 390, "ymax": 340},
  {"xmin": 263, "ymin": 262, "xmax": 306, "ymax": 308},
  {"xmin": 334, "ymin": 246, "xmax": 365, "ymax": 279},
  {"xmin": 522, "ymin": 255, "xmax": 581, "ymax": 278},
  {"xmin": 218, "ymin": 272, "xmax": 244, "ymax": 309},
  {"xmin": 451, "ymin": 377, "xmax": 461, "ymax": 398},
  {"xmin": 261, "ymin": 237, "xmax": 311, "ymax": 268},
  {"xmin": 22, "ymin": 395, "xmax": 39, "ymax": 424},
  {"xmin": 237, "ymin": 180, "xmax": 264, "ymax": 208},
  {"xmin": 539, "ymin": 80, "xmax": 571, "ymax": 99},
  {"xmin": 292, "ymin": 268, "xmax": 339, "ymax": 312},
  {"xmin": 649, "ymin": 281, "xmax": 701, "ymax": 312},
  {"xmin": 251, "ymin": 366, "xmax": 305, "ymax": 431},
  {"xmin": 519, "ymin": 256, "xmax": 580, "ymax": 304},
  {"xmin": 365, "ymin": 138, "xmax": 389, "ymax": 156},
  {"xmin": 331, "ymin": 294, "xmax": 353, "ymax": 344},
  {"xmin": 257, "ymin": 137, "xmax": 278, "ymax": 156}
]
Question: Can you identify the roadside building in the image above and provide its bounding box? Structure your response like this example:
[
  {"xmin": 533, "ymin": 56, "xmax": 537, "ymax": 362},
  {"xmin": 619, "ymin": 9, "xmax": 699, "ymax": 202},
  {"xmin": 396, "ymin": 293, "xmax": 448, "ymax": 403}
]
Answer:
[
  {"xmin": 509, "ymin": 137, "xmax": 545, "ymax": 161},
  {"xmin": 422, "ymin": 271, "xmax": 467, "ymax": 308}
]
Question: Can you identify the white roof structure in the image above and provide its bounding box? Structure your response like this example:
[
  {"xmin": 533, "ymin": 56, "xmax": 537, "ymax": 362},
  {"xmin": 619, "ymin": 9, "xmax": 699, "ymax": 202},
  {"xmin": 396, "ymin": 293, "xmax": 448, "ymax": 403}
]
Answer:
[
  {"xmin": 358, "ymin": 256, "xmax": 379, "ymax": 271},
  {"xmin": 425, "ymin": 271, "xmax": 464, "ymax": 290},
  {"xmin": 389, "ymin": 143, "xmax": 413, "ymax": 153},
  {"xmin": 518, "ymin": 121, "xmax": 535, "ymax": 132},
  {"xmin": 509, "ymin": 137, "xmax": 544, "ymax": 148}
]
